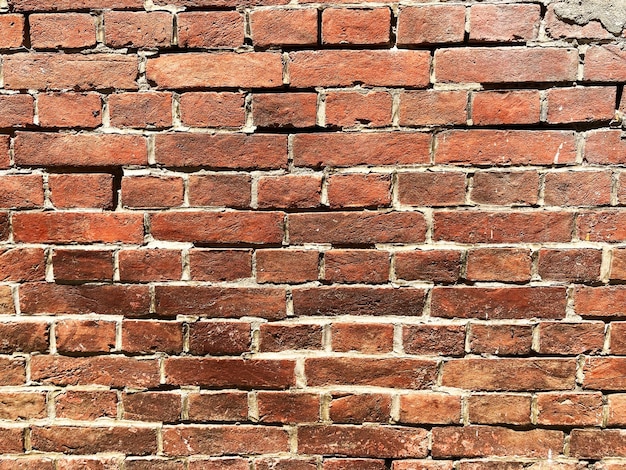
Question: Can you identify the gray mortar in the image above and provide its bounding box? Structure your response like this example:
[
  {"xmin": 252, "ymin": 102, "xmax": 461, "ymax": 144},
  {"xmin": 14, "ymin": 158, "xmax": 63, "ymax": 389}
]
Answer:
[{"xmin": 553, "ymin": 0, "xmax": 626, "ymax": 35}]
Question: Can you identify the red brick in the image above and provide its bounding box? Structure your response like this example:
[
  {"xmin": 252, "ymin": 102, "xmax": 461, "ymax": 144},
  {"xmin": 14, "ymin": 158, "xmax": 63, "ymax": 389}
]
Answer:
[
  {"xmin": 432, "ymin": 426, "xmax": 563, "ymax": 458},
  {"xmin": 11, "ymin": 0, "xmax": 143, "ymax": 10},
  {"xmin": 435, "ymin": 47, "xmax": 578, "ymax": 84},
  {"xmin": 119, "ymin": 249, "xmax": 182, "ymax": 282},
  {"xmin": 0, "ymin": 428, "xmax": 24, "ymax": 454},
  {"xmin": 38, "ymin": 93, "xmax": 102, "ymax": 128},
  {"xmin": 431, "ymin": 287, "xmax": 567, "ymax": 320},
  {"xmin": 0, "ymin": 175, "xmax": 42, "ymax": 209},
  {"xmin": 189, "ymin": 174, "xmax": 251, "ymax": 208},
  {"xmin": 154, "ymin": 0, "xmax": 288, "ymax": 6},
  {"xmin": 468, "ymin": 394, "xmax": 531, "ymax": 425},
  {"xmin": 322, "ymin": 8, "xmax": 390, "ymax": 45},
  {"xmin": 608, "ymin": 394, "xmax": 626, "ymax": 425},
  {"xmin": 105, "ymin": 11, "xmax": 172, "ymax": 48},
  {"xmin": 0, "ymin": 14, "xmax": 24, "ymax": 49},
  {"xmin": 125, "ymin": 460, "xmax": 184, "ymax": 470},
  {"xmin": 398, "ymin": 172, "xmax": 465, "ymax": 207},
  {"xmin": 122, "ymin": 176, "xmax": 183, "ymax": 209},
  {"xmin": 0, "ymin": 357, "xmax": 25, "ymax": 385},
  {"xmin": 0, "ymin": 392, "xmax": 46, "ymax": 420},
  {"xmin": 31, "ymin": 356, "xmax": 159, "ymax": 388},
  {"xmin": 257, "ymin": 175, "xmax": 322, "ymax": 209},
  {"xmin": 538, "ymin": 321, "xmax": 605, "ymax": 355},
  {"xmin": 166, "ymin": 357, "xmax": 294, "ymax": 389},
  {"xmin": 547, "ymin": 87, "xmax": 616, "ymax": 123},
  {"xmin": 180, "ymin": 92, "xmax": 244, "ymax": 127},
  {"xmin": 329, "ymin": 393, "xmax": 391, "ymax": 424},
  {"xmin": 397, "ymin": 5, "xmax": 465, "ymax": 45},
  {"xmin": 122, "ymin": 320, "xmax": 183, "ymax": 354},
  {"xmin": 0, "ymin": 248, "xmax": 44, "ymax": 282},
  {"xmin": 188, "ymin": 392, "xmax": 248, "ymax": 422},
  {"xmin": 155, "ymin": 133, "xmax": 287, "ymax": 169},
  {"xmin": 399, "ymin": 393, "xmax": 461, "ymax": 425},
  {"xmin": 109, "ymin": 92, "xmax": 172, "ymax": 129},
  {"xmin": 585, "ymin": 45, "xmax": 626, "ymax": 81},
  {"xmin": 538, "ymin": 248, "xmax": 602, "ymax": 282},
  {"xmin": 544, "ymin": 170, "xmax": 612, "ymax": 206},
  {"xmin": 327, "ymin": 173, "xmax": 391, "ymax": 208},
  {"xmin": 14, "ymin": 212, "xmax": 144, "ymax": 244},
  {"xmin": 52, "ymin": 249, "xmax": 114, "ymax": 282},
  {"xmin": 393, "ymin": 462, "xmax": 453, "ymax": 470},
  {"xmin": 15, "ymin": 132, "xmax": 146, "ymax": 166},
  {"xmin": 55, "ymin": 457, "xmax": 119, "ymax": 470},
  {"xmin": 584, "ymin": 357, "xmax": 626, "ymax": 390},
  {"xmin": 257, "ymin": 458, "xmax": 317, "ymax": 470},
  {"xmin": 0, "ymin": 94, "xmax": 34, "ymax": 128},
  {"xmin": 4, "ymin": 53, "xmax": 138, "ymax": 90},
  {"xmin": 576, "ymin": 286, "xmax": 626, "ymax": 318},
  {"xmin": 545, "ymin": 4, "xmax": 614, "ymax": 40},
  {"xmin": 611, "ymin": 322, "xmax": 626, "ymax": 354},
  {"xmin": 155, "ymin": 286, "xmax": 285, "ymax": 320},
  {"xmin": 537, "ymin": 392, "xmax": 603, "ymax": 426},
  {"xmin": 162, "ymin": 425, "xmax": 289, "ymax": 456},
  {"xmin": 147, "ymin": 52, "xmax": 282, "ymax": 89},
  {"xmin": 331, "ymin": 322, "xmax": 393, "ymax": 353},
  {"xmin": 48, "ymin": 174, "xmax": 113, "ymax": 209},
  {"xmin": 434, "ymin": 211, "xmax": 574, "ymax": 243},
  {"xmin": 289, "ymin": 212, "xmax": 426, "ymax": 244},
  {"xmin": 469, "ymin": 324, "xmax": 533, "ymax": 356},
  {"xmin": 325, "ymin": 91, "xmax": 392, "ymax": 128},
  {"xmin": 437, "ymin": 130, "xmax": 576, "ymax": 165},
  {"xmin": 289, "ymin": 50, "xmax": 430, "ymax": 88},
  {"xmin": 55, "ymin": 390, "xmax": 117, "ymax": 420},
  {"xmin": 55, "ymin": 319, "xmax": 116, "ymax": 353},
  {"xmin": 123, "ymin": 392, "xmax": 181, "ymax": 423},
  {"xmin": 32, "ymin": 426, "xmax": 157, "ymax": 455},
  {"xmin": 399, "ymin": 90, "xmax": 468, "ymax": 126},
  {"xmin": 305, "ymin": 357, "xmax": 437, "ymax": 388},
  {"xmin": 30, "ymin": 13, "xmax": 95, "ymax": 49},
  {"xmin": 0, "ymin": 458, "xmax": 52, "ymax": 470},
  {"xmin": 178, "ymin": 12, "xmax": 243, "ymax": 48},
  {"xmin": 293, "ymin": 132, "xmax": 430, "ymax": 168},
  {"xmin": 469, "ymin": 4, "xmax": 540, "ymax": 42},
  {"xmin": 0, "ymin": 322, "xmax": 48, "ymax": 353},
  {"xmin": 324, "ymin": 249, "xmax": 389, "ymax": 284},
  {"xmin": 151, "ymin": 211, "xmax": 284, "ymax": 245},
  {"xmin": 442, "ymin": 358, "xmax": 577, "ymax": 391},
  {"xmin": 256, "ymin": 249, "xmax": 318, "ymax": 284},
  {"xmin": 471, "ymin": 90, "xmax": 540, "ymax": 125},
  {"xmin": 189, "ymin": 249, "xmax": 252, "ymax": 281},
  {"xmin": 403, "ymin": 324, "xmax": 466, "ymax": 356},
  {"xmin": 466, "ymin": 248, "xmax": 532, "ymax": 282},
  {"xmin": 585, "ymin": 130, "xmax": 626, "ymax": 164},
  {"xmin": 188, "ymin": 321, "xmax": 250, "ymax": 355},
  {"xmin": 250, "ymin": 9, "xmax": 317, "ymax": 47},
  {"xmin": 570, "ymin": 429, "xmax": 626, "ymax": 458},
  {"xmin": 325, "ymin": 459, "xmax": 386, "ymax": 470},
  {"xmin": 253, "ymin": 93, "xmax": 317, "ymax": 128},
  {"xmin": 189, "ymin": 459, "xmax": 248, "ymax": 470},
  {"xmin": 257, "ymin": 392, "xmax": 319, "ymax": 424},
  {"xmin": 471, "ymin": 171, "xmax": 539, "ymax": 205},
  {"xmin": 258, "ymin": 323, "xmax": 323, "ymax": 352},
  {"xmin": 578, "ymin": 211, "xmax": 626, "ymax": 242},
  {"xmin": 0, "ymin": 137, "xmax": 8, "ymax": 169},
  {"xmin": 299, "ymin": 425, "xmax": 428, "ymax": 458},
  {"xmin": 293, "ymin": 286, "xmax": 426, "ymax": 317},
  {"xmin": 21, "ymin": 284, "xmax": 149, "ymax": 316}
]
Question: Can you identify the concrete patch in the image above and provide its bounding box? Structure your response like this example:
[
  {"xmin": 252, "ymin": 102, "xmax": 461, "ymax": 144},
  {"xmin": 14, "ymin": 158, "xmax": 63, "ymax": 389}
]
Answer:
[{"xmin": 554, "ymin": 0, "xmax": 626, "ymax": 35}]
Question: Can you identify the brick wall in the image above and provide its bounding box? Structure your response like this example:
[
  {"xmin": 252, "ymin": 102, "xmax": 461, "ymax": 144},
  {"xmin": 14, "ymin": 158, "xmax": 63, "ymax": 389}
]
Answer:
[{"xmin": 0, "ymin": 0, "xmax": 625, "ymax": 468}]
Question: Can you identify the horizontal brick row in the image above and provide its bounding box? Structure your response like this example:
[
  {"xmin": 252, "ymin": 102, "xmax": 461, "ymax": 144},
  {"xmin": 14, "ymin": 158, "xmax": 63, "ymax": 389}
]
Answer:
[{"xmin": 0, "ymin": 87, "xmax": 617, "ymax": 131}]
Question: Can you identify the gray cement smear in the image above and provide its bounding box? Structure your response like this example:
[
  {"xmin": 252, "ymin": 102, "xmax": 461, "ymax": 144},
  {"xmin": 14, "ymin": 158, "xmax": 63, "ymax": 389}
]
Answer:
[{"xmin": 553, "ymin": 0, "xmax": 626, "ymax": 35}]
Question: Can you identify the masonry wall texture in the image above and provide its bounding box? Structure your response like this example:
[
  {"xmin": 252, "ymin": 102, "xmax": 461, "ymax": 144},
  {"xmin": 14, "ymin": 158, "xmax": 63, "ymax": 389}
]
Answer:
[{"xmin": 0, "ymin": 0, "xmax": 625, "ymax": 468}]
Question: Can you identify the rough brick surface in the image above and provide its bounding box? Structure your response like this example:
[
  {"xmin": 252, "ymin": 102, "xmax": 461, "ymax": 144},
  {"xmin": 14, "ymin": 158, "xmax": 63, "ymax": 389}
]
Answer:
[{"xmin": 0, "ymin": 2, "xmax": 623, "ymax": 467}]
